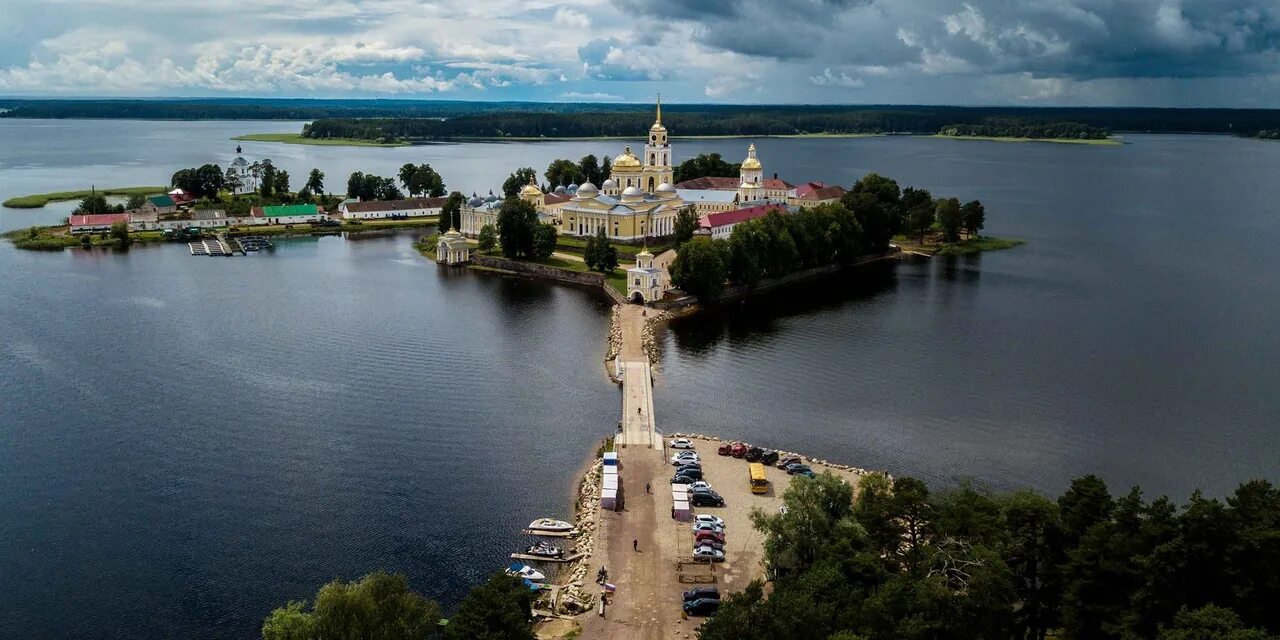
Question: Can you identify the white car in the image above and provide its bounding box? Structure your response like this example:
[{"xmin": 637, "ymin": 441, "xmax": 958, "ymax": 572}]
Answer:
[
  {"xmin": 687, "ymin": 481, "xmax": 713, "ymax": 492},
  {"xmin": 693, "ymin": 546, "xmax": 726, "ymax": 562},
  {"xmin": 670, "ymin": 452, "xmax": 700, "ymax": 465},
  {"xmin": 692, "ymin": 521, "xmax": 725, "ymax": 533},
  {"xmin": 694, "ymin": 514, "xmax": 725, "ymax": 528},
  {"xmin": 669, "ymin": 438, "xmax": 695, "ymax": 449}
]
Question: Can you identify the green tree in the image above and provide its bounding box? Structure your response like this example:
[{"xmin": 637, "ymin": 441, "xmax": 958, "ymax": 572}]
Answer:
[
  {"xmin": 347, "ymin": 171, "xmax": 366, "ymax": 199},
  {"xmin": 411, "ymin": 164, "xmax": 446, "ymax": 198},
  {"xmin": 260, "ymin": 571, "xmax": 441, "ymax": 640},
  {"xmin": 126, "ymin": 193, "xmax": 148, "ymax": 210},
  {"xmin": 274, "ymin": 170, "xmax": 290, "ymax": 197},
  {"xmin": 497, "ymin": 197, "xmax": 538, "ymax": 258},
  {"xmin": 673, "ymin": 153, "xmax": 740, "ymax": 183},
  {"xmin": 502, "ymin": 168, "xmax": 538, "ymax": 198},
  {"xmin": 962, "ymin": 200, "xmax": 985, "ymax": 237},
  {"xmin": 589, "ymin": 228, "xmax": 618, "ymax": 272},
  {"xmin": 442, "ymin": 573, "xmax": 535, "ymax": 640},
  {"xmin": 306, "ymin": 168, "xmax": 325, "ymax": 195},
  {"xmin": 936, "ymin": 197, "xmax": 962, "ymax": 243},
  {"xmin": 673, "ymin": 206, "xmax": 700, "ymax": 244},
  {"xmin": 225, "ymin": 167, "xmax": 243, "ymax": 194},
  {"xmin": 398, "ymin": 163, "xmax": 419, "ymax": 195},
  {"xmin": 109, "ymin": 221, "xmax": 131, "ymax": 246},
  {"xmin": 477, "ymin": 224, "xmax": 497, "ymax": 252},
  {"xmin": 579, "ymin": 154, "xmax": 603, "ymax": 186},
  {"xmin": 439, "ymin": 191, "xmax": 465, "ymax": 232},
  {"xmin": 670, "ymin": 237, "xmax": 730, "ymax": 302},
  {"xmin": 75, "ymin": 193, "xmax": 110, "ymax": 215},
  {"xmin": 545, "ymin": 159, "xmax": 585, "ymax": 188},
  {"xmin": 532, "ymin": 223, "xmax": 558, "ymax": 261},
  {"xmin": 583, "ymin": 231, "xmax": 600, "ymax": 270},
  {"xmin": 907, "ymin": 199, "xmax": 936, "ymax": 243},
  {"xmin": 1159, "ymin": 605, "xmax": 1278, "ymax": 640},
  {"xmin": 260, "ymin": 161, "xmax": 276, "ymax": 197},
  {"xmin": 841, "ymin": 192, "xmax": 894, "ymax": 254}
]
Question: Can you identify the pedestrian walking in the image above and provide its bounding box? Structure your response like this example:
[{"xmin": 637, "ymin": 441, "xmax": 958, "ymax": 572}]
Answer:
[
  {"xmin": 632, "ymin": 538, "xmax": 639, "ymax": 552},
  {"xmin": 645, "ymin": 481, "xmax": 651, "ymax": 494}
]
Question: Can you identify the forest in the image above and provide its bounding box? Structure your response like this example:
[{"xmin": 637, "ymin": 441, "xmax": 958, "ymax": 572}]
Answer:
[{"xmin": 696, "ymin": 472, "xmax": 1280, "ymax": 640}]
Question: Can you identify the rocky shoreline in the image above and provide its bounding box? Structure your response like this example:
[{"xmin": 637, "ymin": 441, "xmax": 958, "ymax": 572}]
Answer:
[{"xmin": 668, "ymin": 432, "xmax": 887, "ymax": 480}]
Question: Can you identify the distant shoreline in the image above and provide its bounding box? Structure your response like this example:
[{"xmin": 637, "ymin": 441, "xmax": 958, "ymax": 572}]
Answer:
[
  {"xmin": 930, "ymin": 134, "xmax": 1123, "ymax": 146},
  {"xmin": 232, "ymin": 132, "xmax": 887, "ymax": 146},
  {"xmin": 231, "ymin": 133, "xmax": 408, "ymax": 147},
  {"xmin": 3, "ymin": 186, "xmax": 166, "ymax": 209}
]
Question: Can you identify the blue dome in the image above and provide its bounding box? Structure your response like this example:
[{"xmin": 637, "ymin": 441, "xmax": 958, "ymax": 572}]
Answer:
[{"xmin": 467, "ymin": 196, "xmax": 483, "ymax": 207}]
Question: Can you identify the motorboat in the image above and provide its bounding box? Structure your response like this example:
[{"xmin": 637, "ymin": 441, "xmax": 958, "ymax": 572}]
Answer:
[
  {"xmin": 506, "ymin": 562, "xmax": 545, "ymax": 582},
  {"xmin": 527, "ymin": 518, "xmax": 574, "ymax": 533},
  {"xmin": 525, "ymin": 541, "xmax": 564, "ymax": 558}
]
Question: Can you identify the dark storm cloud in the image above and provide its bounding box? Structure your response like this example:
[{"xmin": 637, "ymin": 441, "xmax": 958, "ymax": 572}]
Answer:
[{"xmin": 614, "ymin": 0, "xmax": 1280, "ymax": 80}]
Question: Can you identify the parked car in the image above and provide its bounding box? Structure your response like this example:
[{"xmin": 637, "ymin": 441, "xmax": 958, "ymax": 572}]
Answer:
[
  {"xmin": 717, "ymin": 443, "xmax": 732, "ymax": 456},
  {"xmin": 785, "ymin": 464, "xmax": 813, "ymax": 475},
  {"xmin": 761, "ymin": 450, "xmax": 780, "ymax": 465},
  {"xmin": 683, "ymin": 597, "xmax": 721, "ymax": 616},
  {"xmin": 793, "ymin": 469, "xmax": 817, "ymax": 478},
  {"xmin": 730, "ymin": 443, "xmax": 747, "ymax": 458},
  {"xmin": 687, "ymin": 481, "xmax": 713, "ymax": 492},
  {"xmin": 671, "ymin": 452, "xmax": 700, "ymax": 465},
  {"xmin": 691, "ymin": 521, "xmax": 725, "ymax": 533},
  {"xmin": 695, "ymin": 530, "xmax": 726, "ymax": 544},
  {"xmin": 776, "ymin": 456, "xmax": 803, "ymax": 470},
  {"xmin": 694, "ymin": 540, "xmax": 725, "ymax": 552},
  {"xmin": 671, "ymin": 474, "xmax": 698, "ymax": 484},
  {"xmin": 670, "ymin": 438, "xmax": 695, "ymax": 449},
  {"xmin": 693, "ymin": 546, "xmax": 726, "ymax": 562},
  {"xmin": 674, "ymin": 467, "xmax": 703, "ymax": 480},
  {"xmin": 690, "ymin": 492, "xmax": 725, "ymax": 507},
  {"xmin": 745, "ymin": 446, "xmax": 764, "ymax": 462},
  {"xmin": 694, "ymin": 514, "xmax": 725, "ymax": 528},
  {"xmin": 683, "ymin": 586, "xmax": 720, "ymax": 602}
]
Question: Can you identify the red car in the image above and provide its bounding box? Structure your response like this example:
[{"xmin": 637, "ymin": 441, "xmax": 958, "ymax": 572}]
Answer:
[
  {"xmin": 695, "ymin": 530, "xmax": 725, "ymax": 544},
  {"xmin": 717, "ymin": 443, "xmax": 732, "ymax": 456},
  {"xmin": 730, "ymin": 443, "xmax": 747, "ymax": 458}
]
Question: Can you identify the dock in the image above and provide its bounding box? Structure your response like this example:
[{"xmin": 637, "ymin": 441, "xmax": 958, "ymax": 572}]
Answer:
[
  {"xmin": 521, "ymin": 529, "xmax": 577, "ymax": 538},
  {"xmin": 509, "ymin": 552, "xmax": 586, "ymax": 564}
]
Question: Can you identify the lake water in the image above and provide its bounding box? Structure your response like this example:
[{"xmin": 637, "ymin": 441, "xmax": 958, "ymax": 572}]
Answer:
[{"xmin": 2, "ymin": 120, "xmax": 1280, "ymax": 638}]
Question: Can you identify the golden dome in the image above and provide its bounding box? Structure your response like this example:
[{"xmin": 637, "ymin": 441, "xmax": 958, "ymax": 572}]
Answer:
[
  {"xmin": 520, "ymin": 178, "xmax": 543, "ymax": 197},
  {"xmin": 613, "ymin": 145, "xmax": 641, "ymax": 170},
  {"xmin": 741, "ymin": 142, "xmax": 762, "ymax": 170}
]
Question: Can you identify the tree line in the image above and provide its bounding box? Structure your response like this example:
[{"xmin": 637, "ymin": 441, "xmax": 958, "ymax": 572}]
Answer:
[
  {"xmin": 261, "ymin": 570, "xmax": 535, "ymax": 640},
  {"xmin": 940, "ymin": 119, "xmax": 1109, "ymax": 140},
  {"xmin": 298, "ymin": 106, "xmax": 1280, "ymax": 142},
  {"xmin": 670, "ymin": 173, "xmax": 985, "ymax": 302},
  {"xmin": 697, "ymin": 471, "xmax": 1280, "ymax": 640}
]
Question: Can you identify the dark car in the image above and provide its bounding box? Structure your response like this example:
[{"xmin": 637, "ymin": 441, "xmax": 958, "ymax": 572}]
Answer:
[
  {"xmin": 671, "ymin": 474, "xmax": 698, "ymax": 484},
  {"xmin": 683, "ymin": 586, "xmax": 720, "ymax": 602},
  {"xmin": 744, "ymin": 446, "xmax": 764, "ymax": 462},
  {"xmin": 695, "ymin": 530, "xmax": 725, "ymax": 544},
  {"xmin": 761, "ymin": 450, "xmax": 780, "ymax": 465},
  {"xmin": 717, "ymin": 442, "xmax": 732, "ymax": 456},
  {"xmin": 683, "ymin": 597, "xmax": 720, "ymax": 616},
  {"xmin": 785, "ymin": 464, "xmax": 813, "ymax": 475},
  {"xmin": 694, "ymin": 540, "xmax": 725, "ymax": 552},
  {"xmin": 674, "ymin": 466, "xmax": 703, "ymax": 480},
  {"xmin": 730, "ymin": 443, "xmax": 747, "ymax": 458},
  {"xmin": 690, "ymin": 492, "xmax": 725, "ymax": 507},
  {"xmin": 776, "ymin": 456, "xmax": 803, "ymax": 470}
]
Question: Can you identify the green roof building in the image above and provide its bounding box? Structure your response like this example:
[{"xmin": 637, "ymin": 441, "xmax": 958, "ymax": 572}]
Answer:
[
  {"xmin": 258, "ymin": 204, "xmax": 323, "ymax": 224},
  {"xmin": 148, "ymin": 195, "xmax": 175, "ymax": 208}
]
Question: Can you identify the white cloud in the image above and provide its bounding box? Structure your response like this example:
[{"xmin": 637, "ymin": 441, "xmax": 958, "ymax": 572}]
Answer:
[
  {"xmin": 558, "ymin": 91, "xmax": 624, "ymax": 100},
  {"xmin": 554, "ymin": 7, "xmax": 591, "ymax": 28},
  {"xmin": 809, "ymin": 68, "xmax": 865, "ymax": 88}
]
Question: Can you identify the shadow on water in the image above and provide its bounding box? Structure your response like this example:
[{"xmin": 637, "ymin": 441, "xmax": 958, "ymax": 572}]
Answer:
[{"xmin": 668, "ymin": 260, "xmax": 901, "ymax": 354}]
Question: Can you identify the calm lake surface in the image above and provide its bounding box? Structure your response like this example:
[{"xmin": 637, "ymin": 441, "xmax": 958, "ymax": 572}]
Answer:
[{"xmin": 2, "ymin": 120, "xmax": 1279, "ymax": 638}]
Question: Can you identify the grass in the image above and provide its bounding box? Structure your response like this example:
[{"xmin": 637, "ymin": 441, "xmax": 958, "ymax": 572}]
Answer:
[
  {"xmin": 554, "ymin": 235, "xmax": 674, "ymax": 257},
  {"xmin": 3, "ymin": 186, "xmax": 167, "ymax": 209},
  {"xmin": 933, "ymin": 236, "xmax": 1025, "ymax": 256},
  {"xmin": 3, "ymin": 225, "xmax": 166, "ymax": 250},
  {"xmin": 929, "ymin": 134, "xmax": 1122, "ymax": 146},
  {"xmin": 232, "ymin": 133, "xmax": 409, "ymax": 147}
]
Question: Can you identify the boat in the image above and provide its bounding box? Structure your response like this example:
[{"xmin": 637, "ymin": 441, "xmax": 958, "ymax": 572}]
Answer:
[
  {"xmin": 527, "ymin": 518, "xmax": 574, "ymax": 533},
  {"xmin": 524, "ymin": 541, "xmax": 564, "ymax": 558},
  {"xmin": 506, "ymin": 562, "xmax": 545, "ymax": 582}
]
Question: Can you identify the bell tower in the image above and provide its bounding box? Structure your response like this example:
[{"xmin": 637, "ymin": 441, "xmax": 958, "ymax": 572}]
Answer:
[{"xmin": 643, "ymin": 94, "xmax": 673, "ymax": 193}]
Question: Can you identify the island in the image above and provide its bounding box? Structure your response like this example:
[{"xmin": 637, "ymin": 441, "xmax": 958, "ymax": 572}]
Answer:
[
  {"xmin": 231, "ymin": 133, "xmax": 408, "ymax": 147},
  {"xmin": 2, "ymin": 186, "xmax": 167, "ymax": 209}
]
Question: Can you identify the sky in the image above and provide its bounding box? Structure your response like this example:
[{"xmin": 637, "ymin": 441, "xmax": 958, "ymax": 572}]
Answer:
[{"xmin": 0, "ymin": 0, "xmax": 1278, "ymax": 107}]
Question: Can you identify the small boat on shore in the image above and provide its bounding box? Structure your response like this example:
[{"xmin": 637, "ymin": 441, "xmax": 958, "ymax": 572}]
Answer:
[
  {"xmin": 524, "ymin": 541, "xmax": 564, "ymax": 558},
  {"xmin": 506, "ymin": 562, "xmax": 546, "ymax": 582},
  {"xmin": 527, "ymin": 518, "xmax": 574, "ymax": 533}
]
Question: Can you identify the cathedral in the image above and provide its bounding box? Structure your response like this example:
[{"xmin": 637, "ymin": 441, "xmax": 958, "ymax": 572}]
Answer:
[{"xmin": 461, "ymin": 98, "xmax": 779, "ymax": 243}]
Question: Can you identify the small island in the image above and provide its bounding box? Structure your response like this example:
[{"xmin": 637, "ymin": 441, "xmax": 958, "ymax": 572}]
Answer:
[
  {"xmin": 231, "ymin": 133, "xmax": 409, "ymax": 147},
  {"xmin": 3, "ymin": 186, "xmax": 167, "ymax": 209},
  {"xmin": 936, "ymin": 119, "xmax": 1120, "ymax": 145}
]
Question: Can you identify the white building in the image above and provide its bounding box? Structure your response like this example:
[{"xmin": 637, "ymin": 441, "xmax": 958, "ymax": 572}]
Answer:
[
  {"xmin": 626, "ymin": 249, "xmax": 667, "ymax": 303},
  {"xmin": 340, "ymin": 197, "xmax": 447, "ymax": 220},
  {"xmin": 436, "ymin": 229, "xmax": 471, "ymax": 265}
]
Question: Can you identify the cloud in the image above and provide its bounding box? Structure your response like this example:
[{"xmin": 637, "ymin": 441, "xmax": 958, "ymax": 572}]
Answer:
[
  {"xmin": 809, "ymin": 68, "xmax": 864, "ymax": 88},
  {"xmin": 558, "ymin": 91, "xmax": 624, "ymax": 100},
  {"xmin": 553, "ymin": 7, "xmax": 591, "ymax": 28}
]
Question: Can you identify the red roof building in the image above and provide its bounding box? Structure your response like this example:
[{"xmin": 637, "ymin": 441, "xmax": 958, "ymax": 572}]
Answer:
[
  {"xmin": 793, "ymin": 182, "xmax": 846, "ymax": 204},
  {"xmin": 698, "ymin": 203, "xmax": 789, "ymax": 240},
  {"xmin": 69, "ymin": 213, "xmax": 131, "ymax": 233}
]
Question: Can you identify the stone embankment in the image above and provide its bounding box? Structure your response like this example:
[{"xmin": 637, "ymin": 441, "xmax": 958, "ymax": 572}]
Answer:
[
  {"xmin": 668, "ymin": 432, "xmax": 886, "ymax": 479},
  {"xmin": 640, "ymin": 310, "xmax": 665, "ymax": 368},
  {"xmin": 605, "ymin": 306, "xmax": 622, "ymax": 381},
  {"xmin": 546, "ymin": 458, "xmax": 605, "ymax": 615}
]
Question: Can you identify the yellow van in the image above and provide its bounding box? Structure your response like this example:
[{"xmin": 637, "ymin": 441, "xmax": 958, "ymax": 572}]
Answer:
[{"xmin": 748, "ymin": 462, "xmax": 768, "ymax": 495}]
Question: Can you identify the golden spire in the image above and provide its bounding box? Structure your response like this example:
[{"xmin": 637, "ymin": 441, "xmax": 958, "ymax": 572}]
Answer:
[{"xmin": 655, "ymin": 93, "xmax": 661, "ymax": 125}]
